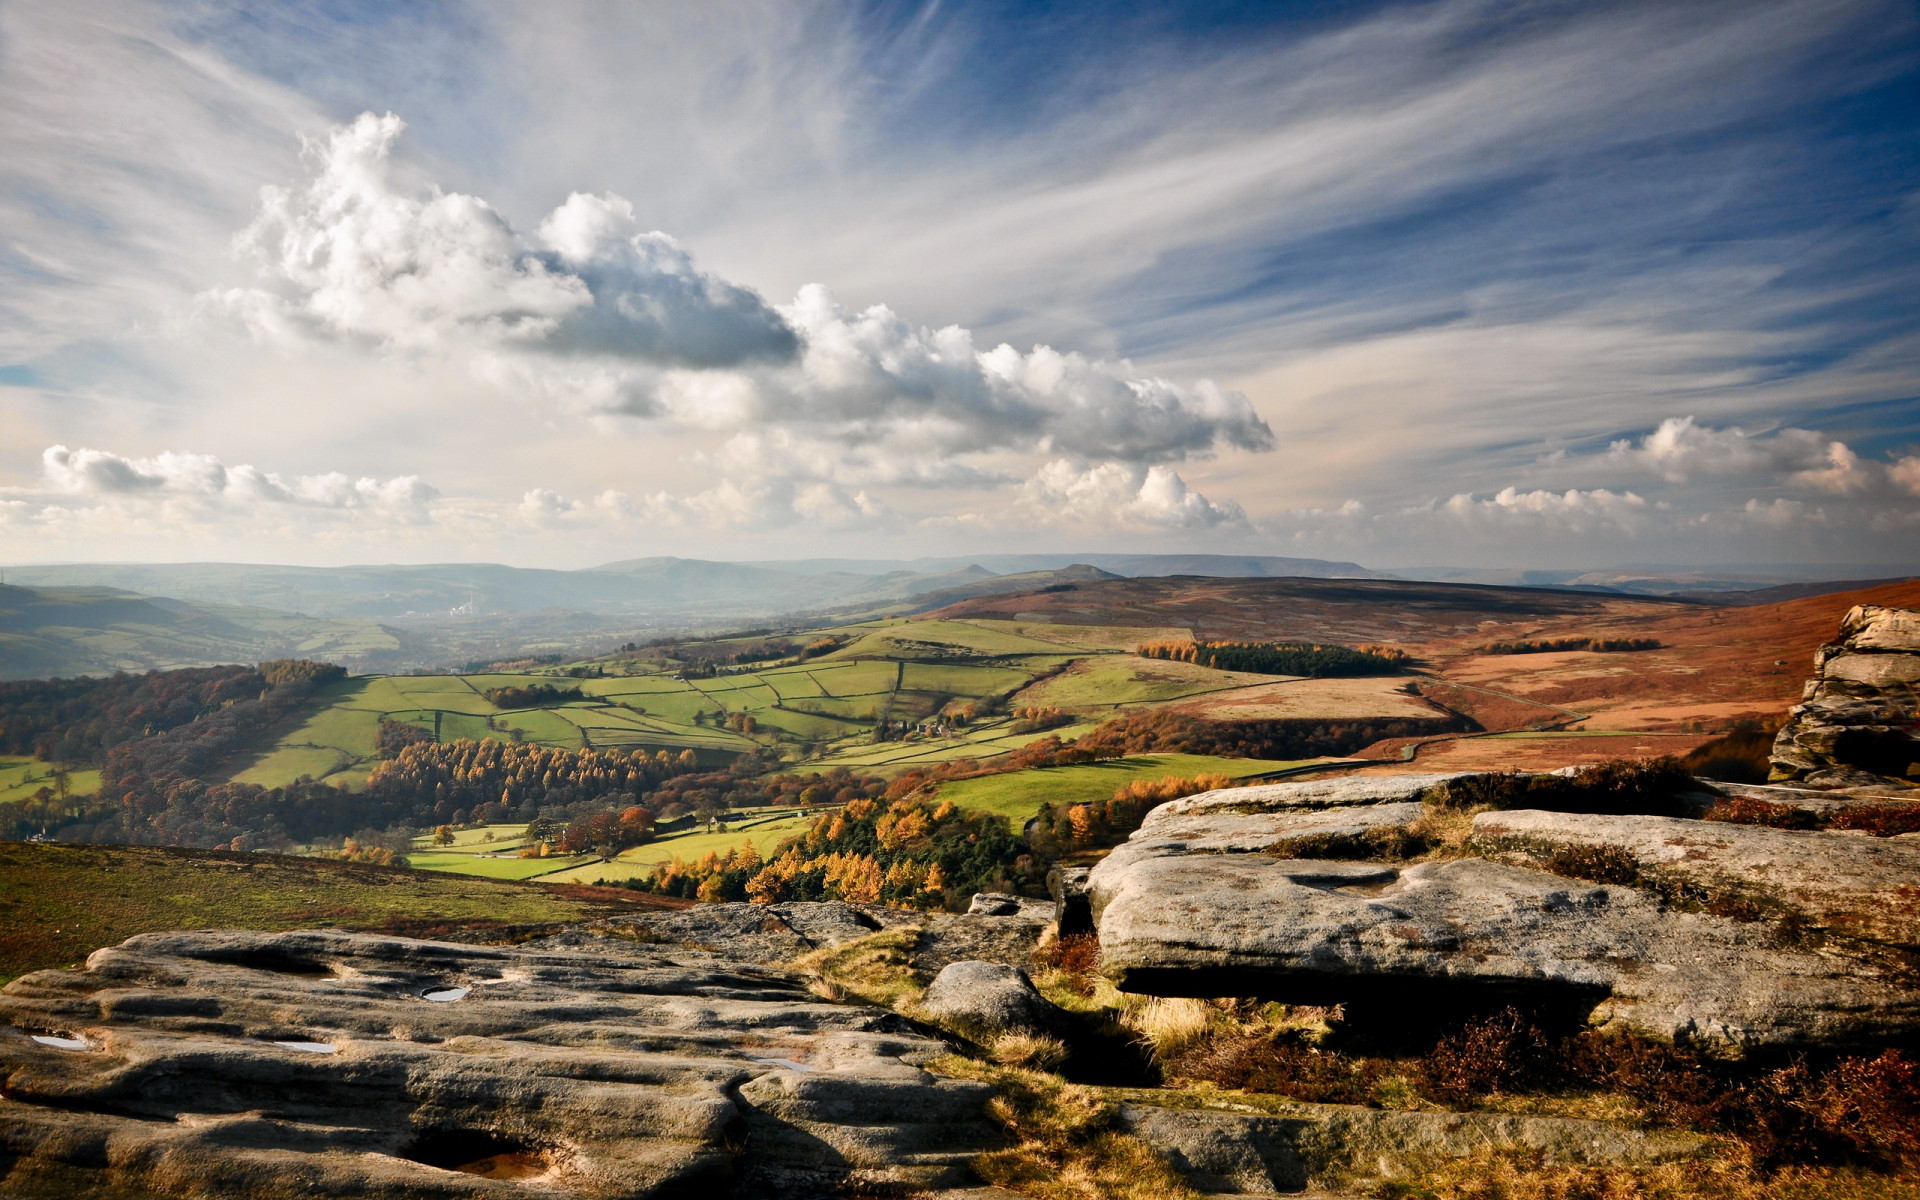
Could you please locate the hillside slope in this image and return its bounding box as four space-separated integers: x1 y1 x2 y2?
0 584 403 681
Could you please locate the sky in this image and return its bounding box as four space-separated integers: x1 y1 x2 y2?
1 0 1917 571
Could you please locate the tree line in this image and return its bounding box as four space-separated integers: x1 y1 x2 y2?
1137 639 1409 676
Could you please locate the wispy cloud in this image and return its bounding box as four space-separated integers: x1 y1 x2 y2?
0 0 1914 566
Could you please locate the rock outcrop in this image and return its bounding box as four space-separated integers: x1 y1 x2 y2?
1474 807 1920 949
1088 774 1920 1049
917 961 1066 1041
0 928 1001 1199
1772 604 1920 790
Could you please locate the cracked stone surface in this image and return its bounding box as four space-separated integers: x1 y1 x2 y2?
1088 777 1920 1049
0 928 1000 1199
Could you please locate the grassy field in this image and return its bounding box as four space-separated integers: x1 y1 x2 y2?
540 813 820 885
932 753 1328 823
1016 653 1288 711
0 841 676 985
0 756 101 805
227 615 1109 788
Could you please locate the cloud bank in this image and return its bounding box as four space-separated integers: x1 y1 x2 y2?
214 113 1272 496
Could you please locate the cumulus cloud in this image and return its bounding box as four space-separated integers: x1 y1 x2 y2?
215 114 1272 474
1437 486 1652 532
1017 460 1245 530
1610 416 1861 489
218 113 797 367
41 445 437 520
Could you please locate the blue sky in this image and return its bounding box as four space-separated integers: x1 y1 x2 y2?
1 0 1916 569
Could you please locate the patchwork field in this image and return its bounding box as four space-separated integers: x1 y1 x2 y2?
227 616 1125 788
405 810 822 886
1168 675 1439 721
930 753 1334 824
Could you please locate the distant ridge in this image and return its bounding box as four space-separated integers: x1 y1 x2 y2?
4 554 1389 620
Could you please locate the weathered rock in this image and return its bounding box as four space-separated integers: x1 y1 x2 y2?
1116 1098 1708 1194
917 960 1065 1040
1474 808 1920 949
1088 776 1920 1049
966 892 1022 916
0 928 1000 1199
1773 604 1920 790
594 899 1046 975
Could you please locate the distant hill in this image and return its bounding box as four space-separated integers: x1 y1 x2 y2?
921 574 1691 644
1393 562 1917 597
0 584 404 681
5 553 1390 621
738 553 1393 580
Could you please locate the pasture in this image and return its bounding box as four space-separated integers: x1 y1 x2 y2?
0 756 101 805
931 752 1329 824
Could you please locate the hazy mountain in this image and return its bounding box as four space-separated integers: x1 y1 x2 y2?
5 554 1383 621
1388 562 1919 597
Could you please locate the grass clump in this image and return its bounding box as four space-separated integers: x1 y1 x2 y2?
1370 1148 1920 1200
791 928 929 1009
991 1031 1072 1072
935 1055 1203 1200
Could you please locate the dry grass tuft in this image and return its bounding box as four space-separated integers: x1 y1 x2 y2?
1369 1147 1920 1200
991 1031 1072 1072
935 1055 1202 1200
1122 996 1217 1061
790 928 928 1009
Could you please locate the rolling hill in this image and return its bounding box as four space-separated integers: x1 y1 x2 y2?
0 584 404 681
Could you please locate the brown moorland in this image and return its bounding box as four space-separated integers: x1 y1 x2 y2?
924 576 1920 773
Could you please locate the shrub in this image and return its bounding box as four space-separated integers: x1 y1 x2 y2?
1430 759 1698 817
482 683 582 708
1542 843 1641 885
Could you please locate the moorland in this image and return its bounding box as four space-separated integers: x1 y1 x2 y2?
5 567 1920 1199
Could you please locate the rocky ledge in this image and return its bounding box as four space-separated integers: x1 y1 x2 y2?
1772 603 1920 791
0 928 999 1199
1089 771 1920 1050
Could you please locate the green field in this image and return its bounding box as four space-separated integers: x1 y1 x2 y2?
227 616 1114 788
0 756 101 805
541 813 819 885
932 753 1329 824
405 810 822 886
1017 653 1295 712
0 841 670 985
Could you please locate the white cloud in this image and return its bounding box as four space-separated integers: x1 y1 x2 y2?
1891 455 1920 497
1437 487 1652 532
218 113 797 368
39 444 437 520
1605 416 1909 497
1608 416 1847 483
217 114 1272 473
1017 460 1245 530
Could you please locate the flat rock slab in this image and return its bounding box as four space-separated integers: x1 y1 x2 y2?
0 929 999 1199
1089 777 1920 1049
1474 808 1920 949
1117 1099 1707 1194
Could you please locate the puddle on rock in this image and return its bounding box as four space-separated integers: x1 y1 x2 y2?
422 986 469 1002
748 1055 814 1071
29 1034 93 1051
272 1040 338 1054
